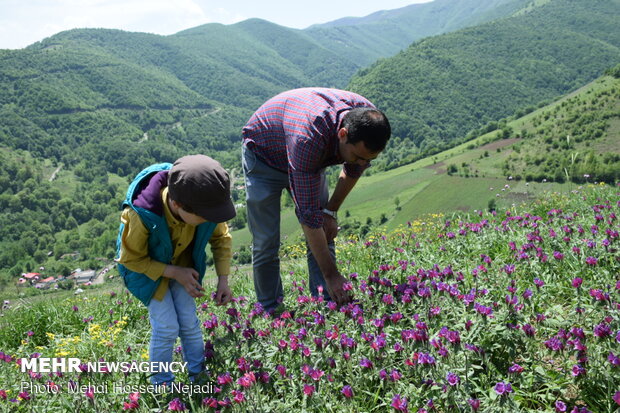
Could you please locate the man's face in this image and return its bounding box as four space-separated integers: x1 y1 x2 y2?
337 128 381 166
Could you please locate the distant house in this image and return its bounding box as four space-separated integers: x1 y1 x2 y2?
72 270 96 284
32 276 56 289
23 272 41 280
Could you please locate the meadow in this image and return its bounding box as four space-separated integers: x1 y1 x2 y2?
0 183 618 412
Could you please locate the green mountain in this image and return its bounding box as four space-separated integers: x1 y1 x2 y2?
0 0 547 180
0 23 357 177
349 0 620 169
305 0 531 65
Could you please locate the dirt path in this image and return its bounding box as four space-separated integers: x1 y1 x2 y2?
478 138 521 151
91 262 115 285
49 165 62 181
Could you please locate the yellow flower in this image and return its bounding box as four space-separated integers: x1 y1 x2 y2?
46 332 55 340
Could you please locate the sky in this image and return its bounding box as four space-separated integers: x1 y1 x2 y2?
0 0 434 50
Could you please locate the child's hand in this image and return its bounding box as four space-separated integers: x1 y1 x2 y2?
164 265 205 298
214 276 232 306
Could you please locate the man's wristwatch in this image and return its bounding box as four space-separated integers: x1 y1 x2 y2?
322 208 338 220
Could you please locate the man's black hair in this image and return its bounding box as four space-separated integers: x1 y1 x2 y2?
341 107 391 152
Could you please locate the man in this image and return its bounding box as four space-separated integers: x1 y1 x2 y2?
242 87 391 312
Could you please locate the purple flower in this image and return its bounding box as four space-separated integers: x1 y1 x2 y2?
217 372 233 385
572 278 583 288
237 372 256 388
341 385 353 398
594 323 611 338
555 400 567 412
468 399 480 411
231 390 245 403
382 294 395 305
523 324 536 337
474 302 493 317
388 369 402 382
308 368 324 381
503 264 516 274
417 352 436 365
303 384 315 396
585 256 598 266
84 387 94 400
508 363 524 374
545 337 564 351
276 365 287 378
571 364 586 377
168 398 187 411
446 372 460 386
379 369 388 380
613 391 620 406
359 358 373 369
202 397 217 408
494 381 513 396
391 394 408 412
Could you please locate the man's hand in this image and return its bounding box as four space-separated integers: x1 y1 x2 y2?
324 272 352 306
214 276 233 306
163 265 205 298
301 223 352 306
322 213 339 242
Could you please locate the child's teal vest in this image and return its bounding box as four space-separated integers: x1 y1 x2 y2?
115 163 217 306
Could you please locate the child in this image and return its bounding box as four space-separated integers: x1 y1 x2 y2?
116 154 235 385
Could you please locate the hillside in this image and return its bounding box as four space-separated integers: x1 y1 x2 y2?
0 0 583 180
305 0 531 66
349 0 620 169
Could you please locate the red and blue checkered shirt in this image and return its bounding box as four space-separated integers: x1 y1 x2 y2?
242 88 375 228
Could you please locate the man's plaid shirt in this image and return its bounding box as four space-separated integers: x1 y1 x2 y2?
242 88 375 228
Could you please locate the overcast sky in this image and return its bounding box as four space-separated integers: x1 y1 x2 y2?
0 0 434 50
